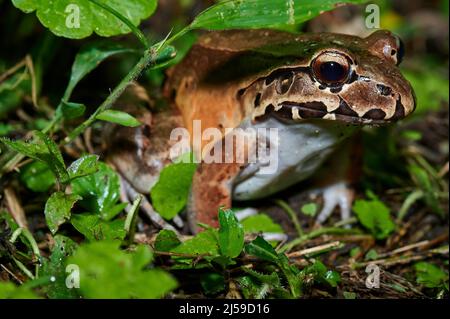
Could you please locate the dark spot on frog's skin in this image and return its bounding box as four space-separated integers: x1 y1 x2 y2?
330 87 342 93
254 93 261 107
318 84 326 90
363 108 386 120
391 98 405 120
333 98 359 117
237 88 245 97
376 84 392 96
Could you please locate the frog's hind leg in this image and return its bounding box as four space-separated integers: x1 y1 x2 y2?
103 89 185 230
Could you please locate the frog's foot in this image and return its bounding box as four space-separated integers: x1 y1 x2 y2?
315 181 354 226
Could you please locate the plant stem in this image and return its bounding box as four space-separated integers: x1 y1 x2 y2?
10 227 42 278
274 199 303 237
63 49 154 145
12 257 34 280
125 195 142 246
88 0 149 48
277 227 361 253
397 189 423 222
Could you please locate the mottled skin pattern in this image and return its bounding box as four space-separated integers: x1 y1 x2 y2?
107 29 416 233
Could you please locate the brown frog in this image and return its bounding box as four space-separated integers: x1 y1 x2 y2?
106 29 415 233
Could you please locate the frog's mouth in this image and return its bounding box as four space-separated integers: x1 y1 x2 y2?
264 100 398 125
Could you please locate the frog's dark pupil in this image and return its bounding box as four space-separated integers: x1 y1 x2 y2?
319 62 346 82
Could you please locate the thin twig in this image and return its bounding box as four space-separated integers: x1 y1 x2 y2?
287 241 343 258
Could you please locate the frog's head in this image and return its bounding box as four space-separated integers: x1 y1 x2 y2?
249 30 416 125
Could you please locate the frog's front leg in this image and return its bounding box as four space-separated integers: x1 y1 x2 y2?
188 129 257 233
188 161 244 232
312 134 363 225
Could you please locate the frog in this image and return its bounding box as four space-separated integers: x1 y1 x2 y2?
106 29 415 233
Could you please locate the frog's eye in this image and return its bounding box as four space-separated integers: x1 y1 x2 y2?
312 52 351 87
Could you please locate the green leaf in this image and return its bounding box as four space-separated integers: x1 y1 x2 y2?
324 270 341 288
414 262 448 289
244 236 278 263
408 164 443 217
300 260 340 288
155 230 181 252
364 249 378 261
150 160 197 220
1 131 69 183
238 276 276 299
190 0 365 30
63 42 135 100
241 213 283 234
96 109 141 127
61 101 86 119
343 291 357 299
242 268 281 287
70 162 121 219
71 213 126 241
171 229 220 260
277 253 301 297
44 192 81 234
353 197 396 240
67 154 99 181
12 0 157 39
67 241 177 298
200 273 225 295
42 235 80 299
19 161 56 192
218 208 244 258
301 203 317 217
34 131 67 177
0 282 39 299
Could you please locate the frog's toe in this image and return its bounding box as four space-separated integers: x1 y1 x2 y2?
316 181 354 225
